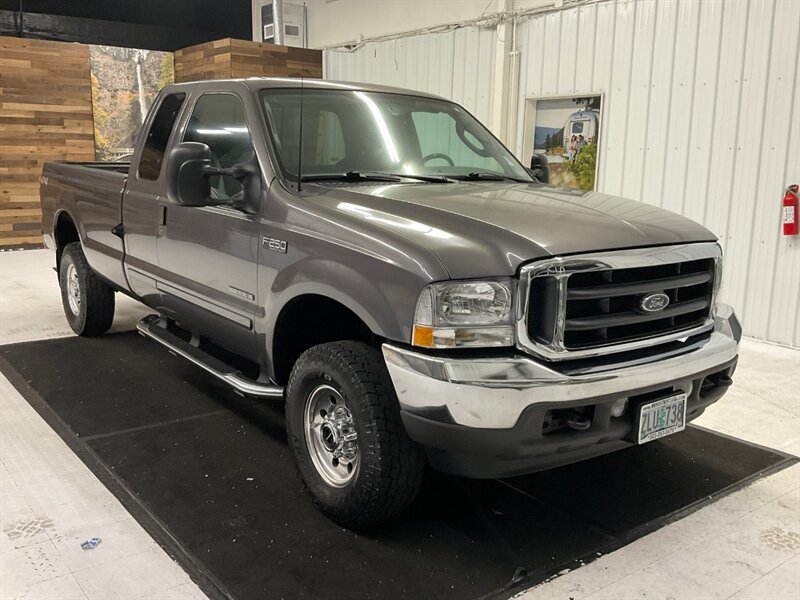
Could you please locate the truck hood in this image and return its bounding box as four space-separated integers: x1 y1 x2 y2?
306 181 717 279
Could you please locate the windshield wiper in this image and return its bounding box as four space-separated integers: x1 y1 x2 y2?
454 172 531 183
301 171 402 183
301 171 455 184
379 172 456 183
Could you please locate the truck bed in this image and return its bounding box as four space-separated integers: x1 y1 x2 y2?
40 161 130 290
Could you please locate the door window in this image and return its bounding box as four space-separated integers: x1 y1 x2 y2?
571 121 586 135
138 93 186 180
184 94 254 200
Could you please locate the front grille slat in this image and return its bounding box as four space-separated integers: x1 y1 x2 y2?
565 298 709 331
567 272 712 300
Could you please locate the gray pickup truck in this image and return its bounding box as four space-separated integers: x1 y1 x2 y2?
40 78 741 527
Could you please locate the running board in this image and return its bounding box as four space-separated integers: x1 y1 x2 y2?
136 315 284 399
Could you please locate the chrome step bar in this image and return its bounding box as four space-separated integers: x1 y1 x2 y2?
136 314 284 399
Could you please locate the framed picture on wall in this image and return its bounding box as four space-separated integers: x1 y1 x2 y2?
522 94 603 191
89 45 174 161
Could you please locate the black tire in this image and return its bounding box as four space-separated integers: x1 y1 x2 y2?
58 242 115 336
285 341 425 528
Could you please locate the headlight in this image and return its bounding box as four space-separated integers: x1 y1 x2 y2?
412 279 515 348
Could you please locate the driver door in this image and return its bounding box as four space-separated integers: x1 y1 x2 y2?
156 91 260 360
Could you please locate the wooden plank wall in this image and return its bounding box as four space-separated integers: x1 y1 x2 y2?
174 38 233 83
175 38 322 83
0 36 320 248
0 36 95 248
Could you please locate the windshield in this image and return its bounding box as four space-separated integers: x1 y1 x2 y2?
259 88 532 182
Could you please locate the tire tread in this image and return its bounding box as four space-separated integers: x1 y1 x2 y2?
60 242 115 336
286 341 425 527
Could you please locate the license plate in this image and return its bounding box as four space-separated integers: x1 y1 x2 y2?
637 393 687 444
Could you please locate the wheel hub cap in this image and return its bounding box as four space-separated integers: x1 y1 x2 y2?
304 384 360 487
66 263 81 316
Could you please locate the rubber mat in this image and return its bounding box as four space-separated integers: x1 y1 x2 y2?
1 332 794 600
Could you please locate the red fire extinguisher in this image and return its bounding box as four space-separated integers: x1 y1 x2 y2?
784 184 799 236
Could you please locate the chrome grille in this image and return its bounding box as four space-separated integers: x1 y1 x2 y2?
561 258 714 349
517 243 721 361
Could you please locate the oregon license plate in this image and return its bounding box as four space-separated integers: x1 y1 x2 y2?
637 393 687 444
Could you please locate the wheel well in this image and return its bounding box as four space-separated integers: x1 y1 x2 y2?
54 212 79 271
272 295 375 386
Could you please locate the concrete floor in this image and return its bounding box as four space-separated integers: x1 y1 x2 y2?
1 249 798 600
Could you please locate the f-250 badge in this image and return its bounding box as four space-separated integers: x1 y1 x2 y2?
262 236 287 254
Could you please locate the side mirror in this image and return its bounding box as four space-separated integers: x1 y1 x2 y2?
166 142 215 207
166 142 261 214
529 154 550 184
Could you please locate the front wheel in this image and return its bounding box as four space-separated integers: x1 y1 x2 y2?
285 341 425 528
58 242 115 336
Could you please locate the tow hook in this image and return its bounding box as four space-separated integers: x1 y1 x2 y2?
564 408 592 431
700 370 734 397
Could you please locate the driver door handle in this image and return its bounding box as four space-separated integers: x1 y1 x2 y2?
158 204 168 235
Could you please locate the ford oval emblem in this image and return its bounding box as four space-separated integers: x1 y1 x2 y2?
640 292 670 312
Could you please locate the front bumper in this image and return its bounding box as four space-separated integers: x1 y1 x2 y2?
382 304 741 478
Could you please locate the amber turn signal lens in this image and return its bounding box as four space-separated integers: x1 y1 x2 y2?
412 325 433 347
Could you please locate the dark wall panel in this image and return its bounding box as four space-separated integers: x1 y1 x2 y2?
0 1 251 51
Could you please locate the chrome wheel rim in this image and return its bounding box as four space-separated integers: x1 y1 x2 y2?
303 384 359 487
66 263 81 316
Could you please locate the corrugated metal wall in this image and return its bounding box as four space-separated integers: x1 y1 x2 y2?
324 25 497 127
324 0 800 347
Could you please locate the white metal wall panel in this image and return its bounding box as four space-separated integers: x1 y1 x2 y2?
514 0 799 346
637 0 678 207
702 1 748 251
556 8 578 94
618 0 656 201
724 0 776 334
747 2 799 340
450 26 497 125
681 0 725 227
540 12 563 96
660 0 701 217
600 0 635 195
573 3 598 92
324 25 495 124
760 0 800 346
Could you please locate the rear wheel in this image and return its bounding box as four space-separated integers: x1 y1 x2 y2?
58 242 115 336
285 341 425 528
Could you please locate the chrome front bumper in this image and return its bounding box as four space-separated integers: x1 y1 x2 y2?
382 304 741 429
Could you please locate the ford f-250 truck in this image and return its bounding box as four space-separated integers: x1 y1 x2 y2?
40 78 741 527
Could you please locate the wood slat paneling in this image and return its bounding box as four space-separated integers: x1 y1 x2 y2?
0 36 95 248
174 38 322 83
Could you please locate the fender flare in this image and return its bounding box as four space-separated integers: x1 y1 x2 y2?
260 257 422 372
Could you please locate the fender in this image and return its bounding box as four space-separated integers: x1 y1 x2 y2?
257 255 435 375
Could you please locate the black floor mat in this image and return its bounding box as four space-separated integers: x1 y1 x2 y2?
1 332 794 600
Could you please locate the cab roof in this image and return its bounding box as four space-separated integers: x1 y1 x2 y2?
165 77 446 101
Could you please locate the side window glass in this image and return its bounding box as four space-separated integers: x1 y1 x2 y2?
184 94 254 201
138 93 185 181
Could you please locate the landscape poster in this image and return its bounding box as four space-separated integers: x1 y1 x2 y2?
530 95 601 191
89 45 174 161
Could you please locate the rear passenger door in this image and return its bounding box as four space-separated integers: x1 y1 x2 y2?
155 91 261 360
